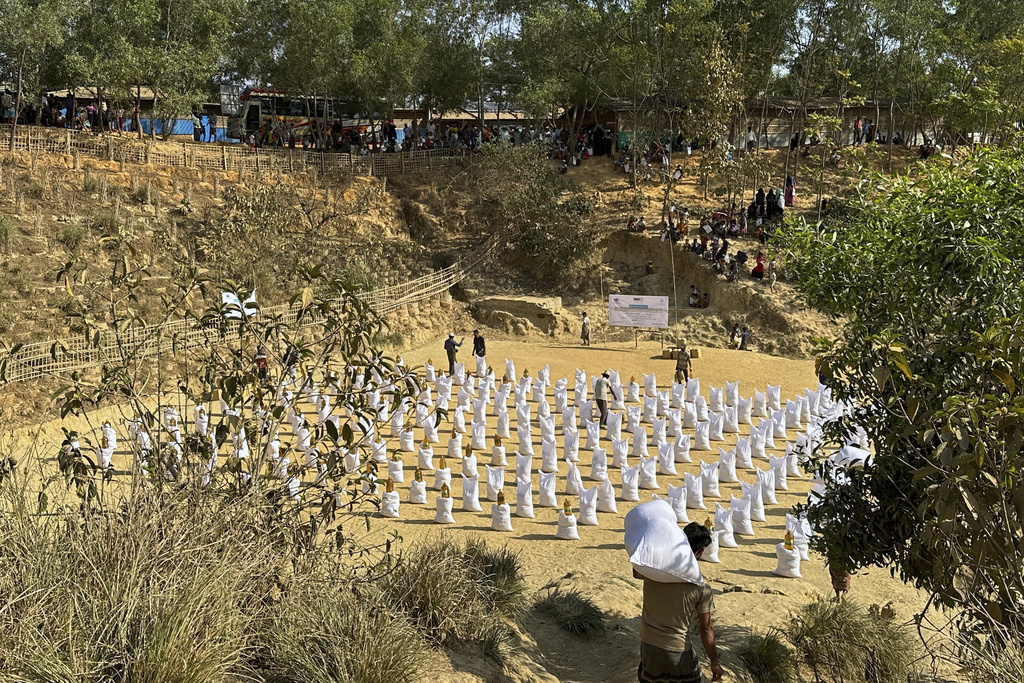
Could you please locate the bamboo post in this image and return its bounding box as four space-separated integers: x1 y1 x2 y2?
221 146 227 171
182 142 188 167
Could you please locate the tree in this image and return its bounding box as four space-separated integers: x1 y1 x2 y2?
0 0 69 144
781 145 1024 634
456 144 594 279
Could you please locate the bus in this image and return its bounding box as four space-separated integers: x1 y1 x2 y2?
226 89 367 141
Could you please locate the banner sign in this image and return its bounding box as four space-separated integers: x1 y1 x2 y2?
608 295 669 329
221 290 258 319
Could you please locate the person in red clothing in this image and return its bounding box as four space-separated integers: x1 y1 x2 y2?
751 252 765 279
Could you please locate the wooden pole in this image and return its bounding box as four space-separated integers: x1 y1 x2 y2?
669 237 678 324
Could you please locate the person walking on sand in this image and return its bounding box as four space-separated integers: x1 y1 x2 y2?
739 327 751 351
635 522 725 682
581 312 591 346
675 344 691 384
444 333 463 375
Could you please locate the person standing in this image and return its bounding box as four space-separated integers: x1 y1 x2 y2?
472 329 486 376
594 371 617 425
580 312 591 346
208 111 218 142
472 329 486 359
853 117 862 145
729 324 742 347
444 333 463 375
192 112 202 142
767 258 777 294
746 126 756 151
784 175 796 207
739 327 751 351
675 344 691 384
636 522 724 683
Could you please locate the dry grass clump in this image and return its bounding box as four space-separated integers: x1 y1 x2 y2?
0 476 528 682
741 629 796 683
382 536 524 662
0 488 280 682
263 587 433 683
534 587 607 639
782 599 917 683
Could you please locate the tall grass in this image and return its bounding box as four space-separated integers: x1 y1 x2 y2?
0 474 525 681
0 488 280 682
383 535 524 657
784 599 917 683
263 587 433 683
741 630 796 683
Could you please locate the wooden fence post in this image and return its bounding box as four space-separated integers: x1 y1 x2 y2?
182 142 188 167
64 130 70 154
255 147 260 174
222 146 227 171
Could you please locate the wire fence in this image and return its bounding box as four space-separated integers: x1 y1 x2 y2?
1 230 509 385
0 125 463 177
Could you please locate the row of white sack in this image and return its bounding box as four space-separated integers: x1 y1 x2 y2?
401 440 801 490
368 458 787 528
401 378 831 428
97 404 820 480
626 499 812 583
427 359 833 416
277 359 834 428
392 411 816 465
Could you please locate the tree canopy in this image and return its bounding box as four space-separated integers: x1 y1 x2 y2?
0 0 1022 145
781 144 1024 633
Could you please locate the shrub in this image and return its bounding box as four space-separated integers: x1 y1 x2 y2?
88 211 117 233
0 215 15 253
57 224 86 251
264 587 432 683
382 536 522 658
960 634 1024 683
741 629 796 683
534 587 606 638
463 538 528 619
785 599 917 683
0 488 281 682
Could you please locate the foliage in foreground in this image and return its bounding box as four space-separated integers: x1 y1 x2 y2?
779 144 1024 635
742 601 920 683
0 476 524 681
740 629 796 683
534 586 607 639
784 600 917 683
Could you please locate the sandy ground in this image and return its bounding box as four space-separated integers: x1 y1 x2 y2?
7 336 937 683
375 337 932 682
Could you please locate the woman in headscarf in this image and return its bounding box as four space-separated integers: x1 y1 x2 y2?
784 174 796 207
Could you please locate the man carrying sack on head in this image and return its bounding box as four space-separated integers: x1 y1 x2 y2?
626 500 725 683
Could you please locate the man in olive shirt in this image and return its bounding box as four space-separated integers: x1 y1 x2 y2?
636 523 724 682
